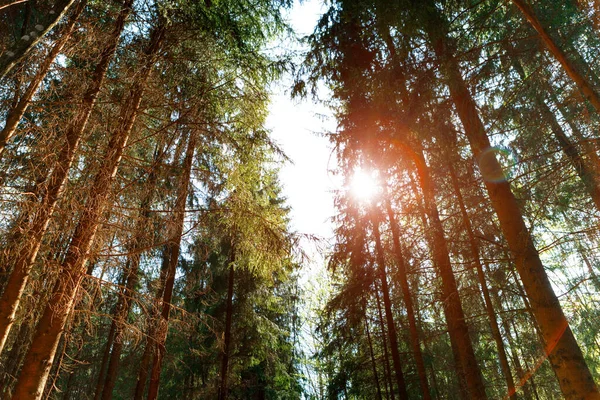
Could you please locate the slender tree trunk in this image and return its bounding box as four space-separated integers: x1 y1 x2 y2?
0 0 86 157
146 131 197 400
511 0 600 113
365 310 384 400
0 0 134 355
423 6 600 397
382 185 431 399
411 146 488 399
0 0 76 79
93 315 117 400
9 24 165 400
134 248 172 400
374 281 395 400
446 157 517 399
372 218 409 400
218 250 236 400
101 146 166 400
511 59 600 211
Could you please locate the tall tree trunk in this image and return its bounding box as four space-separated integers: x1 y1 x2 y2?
218 250 236 400
0 0 134 355
423 6 600 397
374 281 395 400
365 310 384 400
9 24 165 400
101 145 166 400
511 0 600 113
510 59 600 211
0 0 86 157
446 156 517 399
411 147 488 399
382 185 432 400
371 218 409 400
0 0 76 79
146 131 197 400
134 247 172 400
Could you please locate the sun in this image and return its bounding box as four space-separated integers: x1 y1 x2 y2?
350 169 380 202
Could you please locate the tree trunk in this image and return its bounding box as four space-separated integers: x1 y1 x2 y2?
511 59 600 211
372 218 409 400
146 131 197 400
374 281 395 400
0 0 86 157
446 156 517 399
365 309 384 400
218 250 236 400
9 24 165 400
511 0 600 113
101 145 166 400
0 0 134 355
423 6 600 397
0 0 76 79
382 185 431 400
412 146 488 399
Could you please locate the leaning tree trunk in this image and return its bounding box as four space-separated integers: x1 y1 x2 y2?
146 131 197 400
9 24 165 400
511 0 600 113
423 5 600 397
382 184 431 400
0 0 77 79
445 153 516 399
371 218 409 400
0 0 134 355
511 59 600 211
411 146 488 399
0 0 86 157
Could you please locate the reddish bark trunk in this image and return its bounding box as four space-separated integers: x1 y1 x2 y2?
0 0 134 355
146 131 197 400
372 219 409 400
10 24 165 400
512 0 600 113
424 6 600 397
0 0 86 157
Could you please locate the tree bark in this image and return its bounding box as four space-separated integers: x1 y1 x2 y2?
511 59 600 211
101 145 166 400
382 185 432 400
511 0 600 114
423 6 600 397
0 0 134 355
374 281 395 400
372 218 409 400
9 24 165 400
218 250 236 400
412 146 488 399
0 0 76 79
0 0 86 157
446 156 516 399
365 309 384 400
146 131 197 400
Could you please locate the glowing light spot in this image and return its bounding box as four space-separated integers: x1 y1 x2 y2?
21 35 30 41
6 51 14 57
35 25 44 31
350 169 380 202
477 146 518 183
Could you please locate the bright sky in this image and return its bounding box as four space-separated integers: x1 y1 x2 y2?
266 0 338 256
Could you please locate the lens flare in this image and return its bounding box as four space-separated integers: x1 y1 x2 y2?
477 146 518 183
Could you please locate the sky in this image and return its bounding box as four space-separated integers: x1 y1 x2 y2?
265 0 338 264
